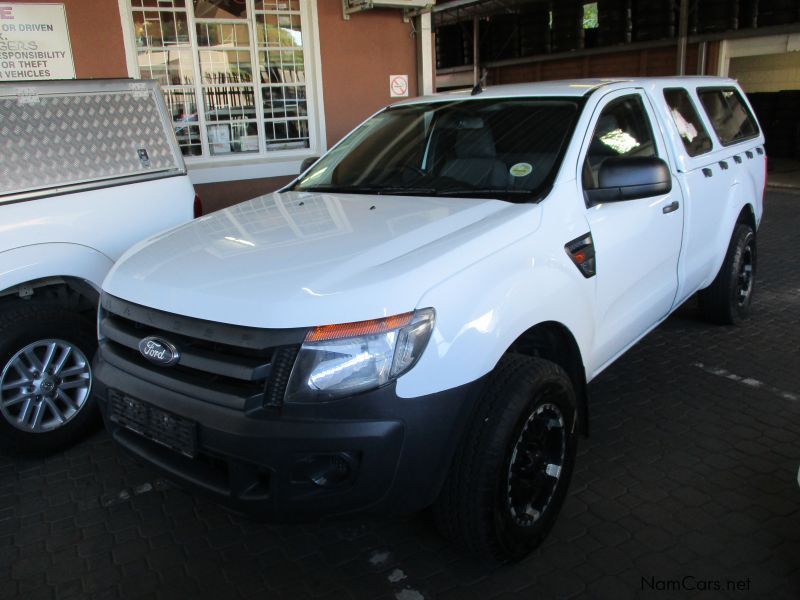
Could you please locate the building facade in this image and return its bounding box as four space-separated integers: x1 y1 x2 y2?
0 0 426 211
5 0 800 209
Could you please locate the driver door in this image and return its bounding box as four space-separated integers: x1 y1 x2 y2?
580 90 684 369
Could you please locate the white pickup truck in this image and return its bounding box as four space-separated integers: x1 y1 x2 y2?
0 80 197 453
94 77 765 562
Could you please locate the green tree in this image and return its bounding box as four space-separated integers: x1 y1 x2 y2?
583 2 598 29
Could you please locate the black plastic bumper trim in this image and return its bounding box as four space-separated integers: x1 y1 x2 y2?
94 353 486 520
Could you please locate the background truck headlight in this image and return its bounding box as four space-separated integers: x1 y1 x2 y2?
286 308 435 402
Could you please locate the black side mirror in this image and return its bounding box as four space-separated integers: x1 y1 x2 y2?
585 156 672 206
299 156 319 173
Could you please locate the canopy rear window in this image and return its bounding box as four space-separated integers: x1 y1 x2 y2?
697 87 759 147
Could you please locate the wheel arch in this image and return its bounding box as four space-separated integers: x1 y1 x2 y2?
0 243 110 314
736 202 758 270
0 275 99 313
709 200 758 284
736 202 757 232
701 184 759 294
507 321 590 436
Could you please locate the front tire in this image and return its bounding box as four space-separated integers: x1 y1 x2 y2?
699 223 756 325
0 300 99 453
434 354 578 563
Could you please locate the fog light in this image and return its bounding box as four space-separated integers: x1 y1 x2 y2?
291 452 358 488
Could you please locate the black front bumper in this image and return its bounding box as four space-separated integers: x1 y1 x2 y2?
94 349 484 521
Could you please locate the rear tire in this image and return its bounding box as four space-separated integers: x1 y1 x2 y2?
0 300 99 453
699 223 756 325
434 354 578 563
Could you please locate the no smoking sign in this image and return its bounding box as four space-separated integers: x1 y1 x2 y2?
389 74 408 98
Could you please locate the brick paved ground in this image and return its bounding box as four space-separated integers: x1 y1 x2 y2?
1 192 798 600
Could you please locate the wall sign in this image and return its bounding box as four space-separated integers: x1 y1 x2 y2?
389 74 408 98
0 3 75 81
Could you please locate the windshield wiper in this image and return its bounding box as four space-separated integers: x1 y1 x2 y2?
295 185 381 195
374 186 439 196
437 189 535 198
296 184 439 196
296 185 534 199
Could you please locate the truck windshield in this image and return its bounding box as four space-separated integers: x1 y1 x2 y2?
290 98 581 202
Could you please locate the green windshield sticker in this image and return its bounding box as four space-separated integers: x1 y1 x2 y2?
509 162 533 177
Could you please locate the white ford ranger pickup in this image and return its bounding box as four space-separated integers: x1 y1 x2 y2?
0 80 198 452
94 77 765 562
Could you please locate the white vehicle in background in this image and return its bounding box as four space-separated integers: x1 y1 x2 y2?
95 77 765 562
0 79 198 453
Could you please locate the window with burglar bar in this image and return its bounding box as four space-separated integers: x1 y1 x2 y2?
129 0 312 160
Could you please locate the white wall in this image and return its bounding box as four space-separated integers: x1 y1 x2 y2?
719 33 800 88
729 51 800 92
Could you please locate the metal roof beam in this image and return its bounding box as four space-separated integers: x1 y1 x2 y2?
406 0 547 24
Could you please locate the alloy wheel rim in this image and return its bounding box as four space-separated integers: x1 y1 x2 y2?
0 339 92 433
737 244 754 307
506 401 567 527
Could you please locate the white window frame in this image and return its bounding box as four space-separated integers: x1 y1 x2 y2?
117 0 327 184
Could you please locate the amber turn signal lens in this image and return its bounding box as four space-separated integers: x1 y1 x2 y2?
306 312 414 342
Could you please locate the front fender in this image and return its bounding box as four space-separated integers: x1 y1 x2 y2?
0 243 114 296
396 235 595 398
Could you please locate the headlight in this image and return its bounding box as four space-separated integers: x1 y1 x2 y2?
286 308 435 402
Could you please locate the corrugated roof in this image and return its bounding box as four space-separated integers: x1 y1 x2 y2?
433 0 550 27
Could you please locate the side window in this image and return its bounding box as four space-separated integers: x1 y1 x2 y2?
697 87 759 146
664 88 713 156
583 94 657 189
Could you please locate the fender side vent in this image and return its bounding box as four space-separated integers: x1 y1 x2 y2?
565 233 596 278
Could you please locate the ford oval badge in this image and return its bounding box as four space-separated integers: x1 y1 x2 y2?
138 336 180 367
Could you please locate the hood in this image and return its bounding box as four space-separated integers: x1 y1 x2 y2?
103 191 541 328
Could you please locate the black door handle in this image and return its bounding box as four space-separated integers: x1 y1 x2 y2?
663 201 680 214
745 150 753 159
733 155 742 164
703 168 713 178
719 160 729 170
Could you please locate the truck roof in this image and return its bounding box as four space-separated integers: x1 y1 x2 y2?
394 76 739 106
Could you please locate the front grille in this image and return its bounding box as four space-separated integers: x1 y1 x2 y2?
100 293 307 411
